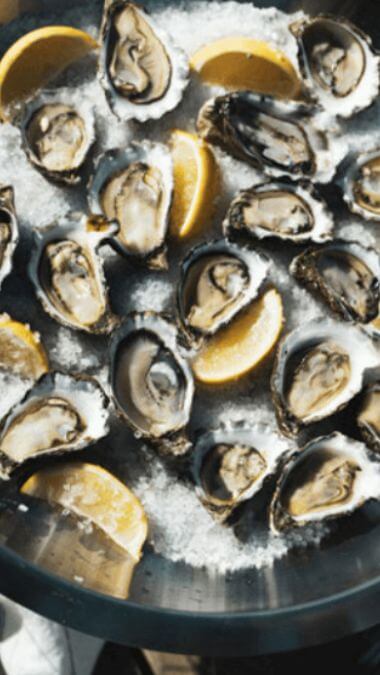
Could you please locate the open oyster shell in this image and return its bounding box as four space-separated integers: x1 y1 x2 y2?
224 179 334 244
197 92 333 182
290 240 380 324
290 15 380 119
0 371 110 479
177 239 269 341
343 148 380 221
0 185 19 290
270 432 380 533
192 422 291 522
110 312 194 456
21 94 95 185
29 213 119 334
271 319 379 436
88 142 173 270
357 383 380 453
99 0 189 122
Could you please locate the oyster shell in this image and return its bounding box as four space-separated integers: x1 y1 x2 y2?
270 432 380 533
110 312 194 455
343 148 380 221
192 422 291 522
21 95 95 185
177 239 269 340
290 240 380 324
224 179 334 244
197 92 332 181
29 213 119 334
0 371 110 479
99 0 189 122
271 319 379 436
357 383 380 453
88 142 173 269
290 15 380 119
0 185 19 290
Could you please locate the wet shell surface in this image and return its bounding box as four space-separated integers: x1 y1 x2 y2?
98 0 189 122
290 15 380 119
357 383 380 453
343 148 380 222
0 185 19 290
88 141 173 270
271 318 379 436
270 432 380 533
192 422 291 522
224 179 334 244
177 239 269 340
28 213 119 334
197 92 333 182
0 371 110 479
290 240 380 324
21 94 95 185
110 312 194 455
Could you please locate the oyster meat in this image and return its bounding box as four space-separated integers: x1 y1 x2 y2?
271 319 379 436
29 213 119 334
178 239 269 339
224 179 334 244
357 383 380 453
21 97 95 185
88 142 173 269
197 92 332 181
192 422 291 521
290 240 380 324
110 312 194 455
99 0 189 121
291 16 380 118
270 432 380 533
343 148 380 221
0 372 110 478
0 185 19 290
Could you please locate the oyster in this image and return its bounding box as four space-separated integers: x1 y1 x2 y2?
178 239 269 340
197 92 332 181
224 179 334 244
192 422 291 522
88 142 173 269
271 319 379 436
0 372 110 479
290 240 380 324
110 312 194 455
270 432 380 533
21 96 95 185
99 0 189 122
343 148 380 221
290 16 380 119
357 383 380 453
0 185 19 289
29 213 119 334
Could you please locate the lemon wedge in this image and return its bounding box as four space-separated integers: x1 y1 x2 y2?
170 129 219 239
0 26 98 120
0 313 48 380
192 288 284 384
190 36 301 99
21 462 148 561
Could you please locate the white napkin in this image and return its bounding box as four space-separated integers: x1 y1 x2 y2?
0 597 104 675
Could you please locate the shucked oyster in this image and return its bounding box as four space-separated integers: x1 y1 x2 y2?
88 142 173 269
290 240 380 324
357 383 380 453
197 92 332 182
99 1 189 121
178 239 269 340
0 185 19 290
224 179 334 244
110 313 194 455
192 422 291 522
0 372 109 479
270 432 380 533
271 319 379 436
290 16 380 119
21 96 95 185
343 148 380 221
29 213 119 334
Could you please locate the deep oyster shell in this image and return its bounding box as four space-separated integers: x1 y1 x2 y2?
0 184 19 290
357 383 380 453
343 148 380 221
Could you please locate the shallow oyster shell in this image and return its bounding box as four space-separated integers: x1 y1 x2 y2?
0 185 19 290
270 432 380 533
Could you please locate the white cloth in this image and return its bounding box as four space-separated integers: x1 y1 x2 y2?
0 597 104 675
